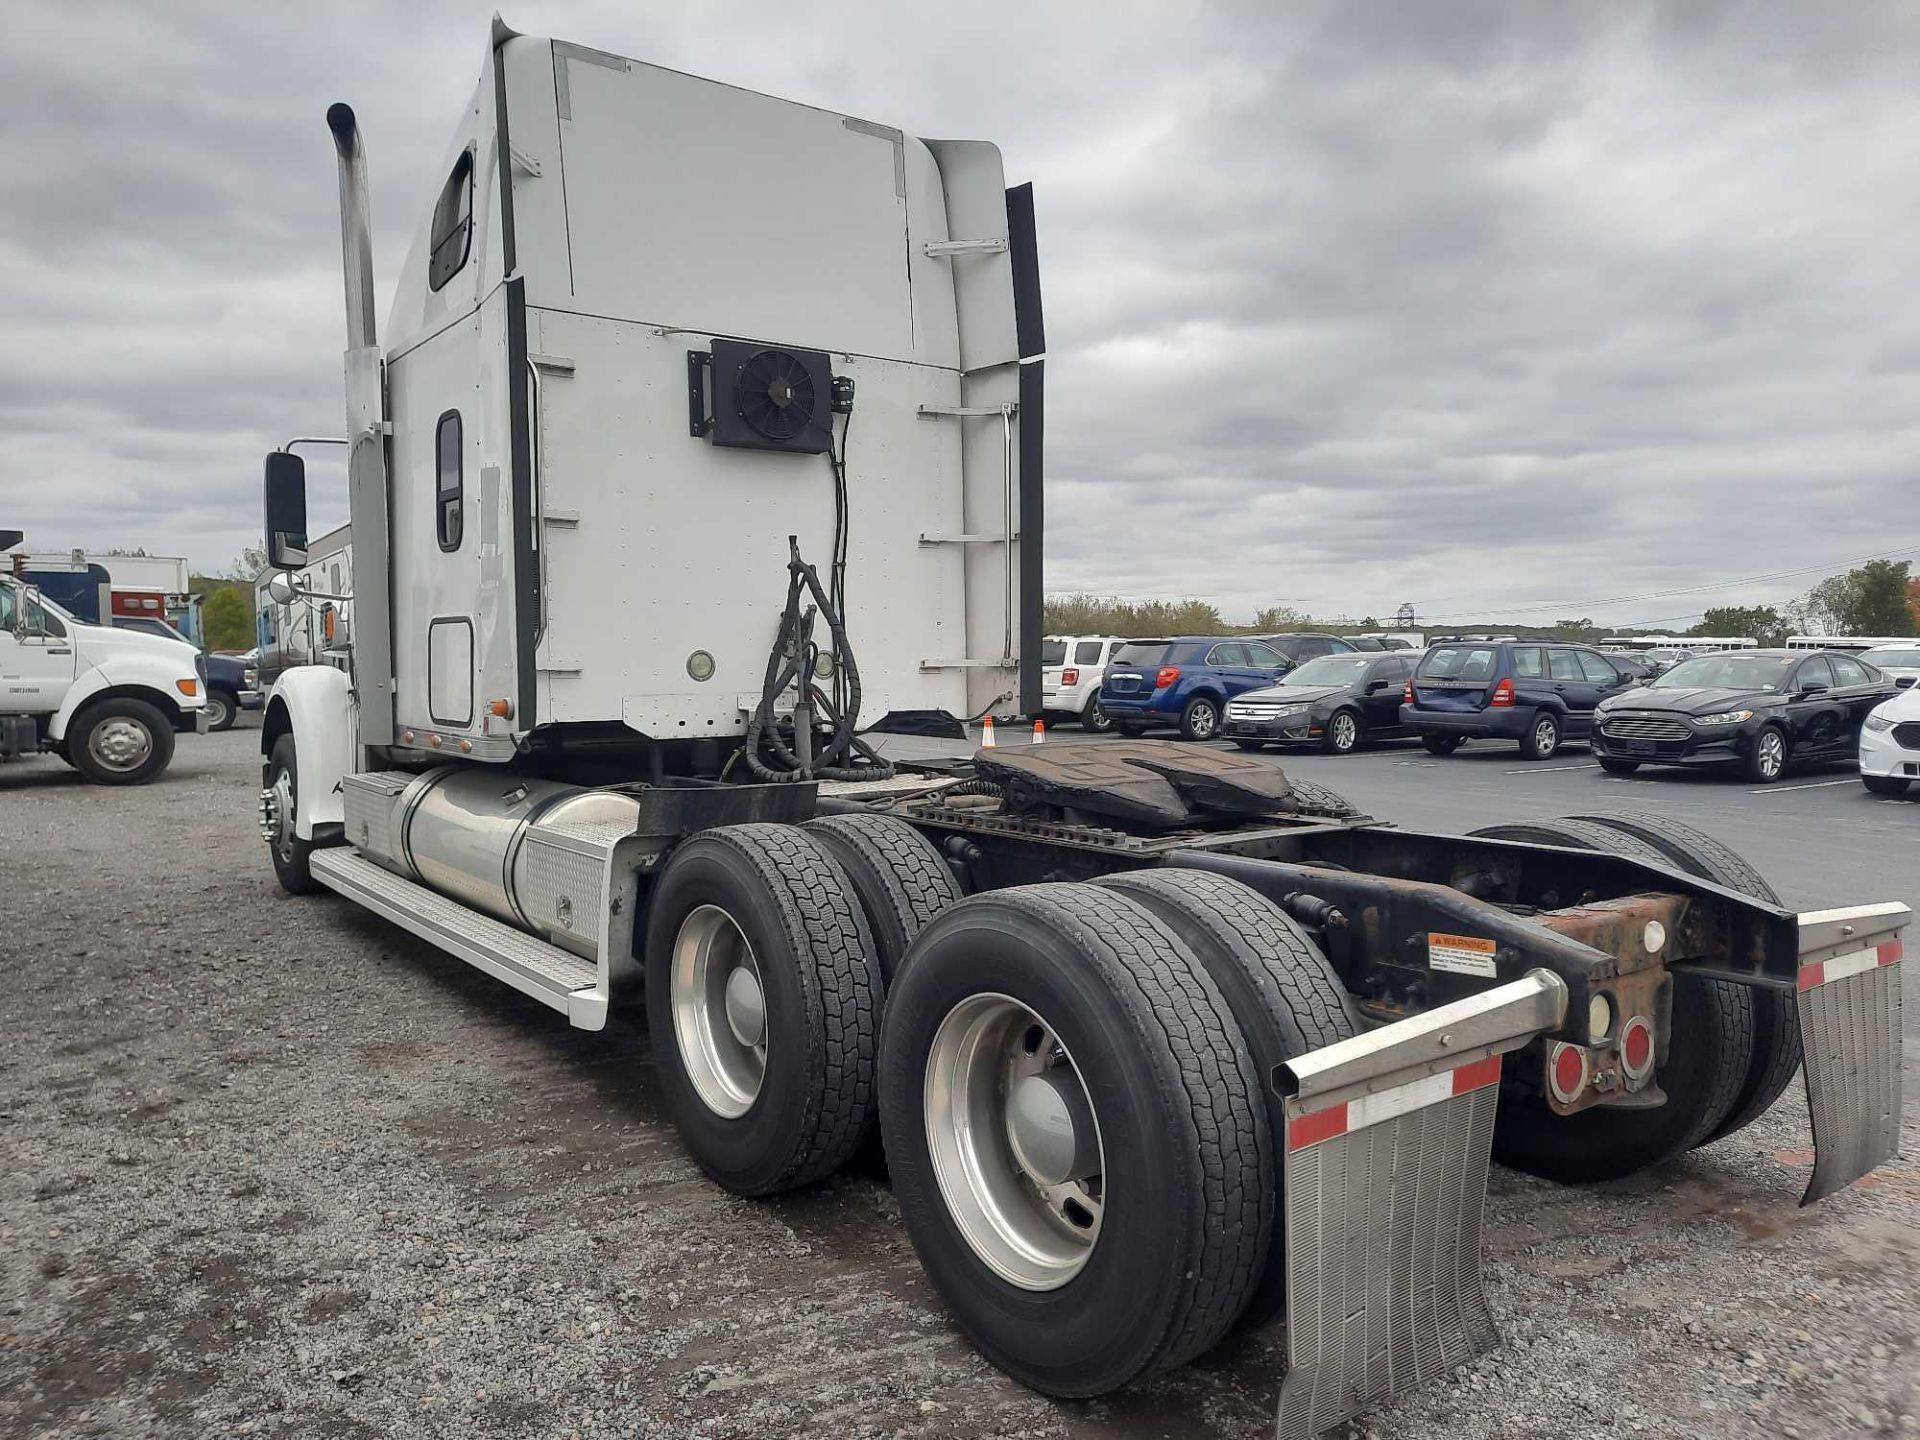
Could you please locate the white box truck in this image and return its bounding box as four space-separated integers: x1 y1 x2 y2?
255 24 1906 1435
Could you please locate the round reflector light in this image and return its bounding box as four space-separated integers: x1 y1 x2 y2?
1548 1042 1589 1104
1620 1016 1655 1080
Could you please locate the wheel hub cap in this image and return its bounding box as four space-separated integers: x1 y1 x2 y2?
671 905 767 1118
90 718 152 771
724 965 767 1048
1005 1071 1097 1187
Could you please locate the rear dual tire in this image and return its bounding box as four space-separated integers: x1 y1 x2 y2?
882 877 1345 1393
645 824 884 1196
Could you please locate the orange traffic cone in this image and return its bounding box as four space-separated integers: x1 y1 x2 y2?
981 715 997 748
1031 719 1046 744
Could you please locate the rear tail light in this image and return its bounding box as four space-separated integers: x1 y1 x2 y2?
1155 666 1181 689
1488 677 1516 708
1061 667 1079 686
1403 680 1415 703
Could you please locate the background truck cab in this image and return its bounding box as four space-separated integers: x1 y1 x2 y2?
0 554 207 784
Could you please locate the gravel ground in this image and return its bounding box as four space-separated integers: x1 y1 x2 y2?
2 728 1916 1439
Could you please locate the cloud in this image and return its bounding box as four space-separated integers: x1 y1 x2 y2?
4 0 1918 626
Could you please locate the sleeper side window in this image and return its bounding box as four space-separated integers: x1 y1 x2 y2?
428 150 474 292
436 411 464 552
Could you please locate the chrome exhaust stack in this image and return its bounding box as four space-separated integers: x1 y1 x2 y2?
326 103 378 351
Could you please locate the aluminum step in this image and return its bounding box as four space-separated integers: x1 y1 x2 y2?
309 849 608 1030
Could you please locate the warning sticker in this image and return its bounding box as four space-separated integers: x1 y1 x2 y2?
1427 933 1499 978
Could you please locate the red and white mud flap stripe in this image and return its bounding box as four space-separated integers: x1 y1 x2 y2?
1795 902 1909 1206
1273 971 1568 1440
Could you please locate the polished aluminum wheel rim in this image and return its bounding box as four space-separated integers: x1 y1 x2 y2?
924 993 1105 1291
1758 730 1784 777
1534 716 1556 752
671 905 767 1118
1190 704 1217 739
1331 713 1357 750
88 716 153 772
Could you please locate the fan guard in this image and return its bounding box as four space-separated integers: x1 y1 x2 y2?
735 349 819 444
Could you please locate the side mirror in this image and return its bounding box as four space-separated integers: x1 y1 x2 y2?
266 572 300 606
1365 679 1390 693
14 583 47 640
1798 681 1829 697
264 451 310 570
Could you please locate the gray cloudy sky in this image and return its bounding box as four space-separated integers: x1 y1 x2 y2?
5 1 1918 627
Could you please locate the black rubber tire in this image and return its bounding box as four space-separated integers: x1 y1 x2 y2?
1422 734 1462 755
1321 707 1362 755
1598 757 1641 775
1864 774 1910 797
1279 776 1362 820
1517 709 1561 760
1467 819 1753 1182
802 813 961 984
880 884 1269 1395
1082 696 1113 733
67 697 175 786
1178 695 1221 742
644 824 883 1197
1564 810 1800 1147
1094 869 1359 1329
1231 739 1265 751
205 689 238 732
265 734 319 895
1743 725 1790 783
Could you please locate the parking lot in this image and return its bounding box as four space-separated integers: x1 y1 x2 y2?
3 724 1916 1440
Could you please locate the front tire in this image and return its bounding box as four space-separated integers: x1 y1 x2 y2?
1178 695 1221 742
1231 739 1265 751
1321 708 1362 755
880 884 1269 1395
1864 773 1910 797
263 734 318 894
1744 726 1788 783
1598 756 1640 775
68 697 174 785
204 689 238 732
1518 710 1561 760
645 824 883 1196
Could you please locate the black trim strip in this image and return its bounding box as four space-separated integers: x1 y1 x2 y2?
1018 357 1045 716
505 276 538 726
491 38 517 276
1005 182 1045 360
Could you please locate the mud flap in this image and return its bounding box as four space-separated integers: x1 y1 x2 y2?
1274 971 1567 1440
1795 903 1908 1205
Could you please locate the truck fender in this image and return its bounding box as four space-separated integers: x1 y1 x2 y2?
260 667 355 839
49 661 191 743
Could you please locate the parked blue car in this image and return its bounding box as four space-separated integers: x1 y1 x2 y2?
1099 637 1291 741
1400 640 1638 760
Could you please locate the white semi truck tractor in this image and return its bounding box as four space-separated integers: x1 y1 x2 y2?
1 531 208 783
257 23 1906 1435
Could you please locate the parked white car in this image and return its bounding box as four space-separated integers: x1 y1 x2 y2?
1860 642 1920 691
1040 634 1127 731
1860 688 1920 797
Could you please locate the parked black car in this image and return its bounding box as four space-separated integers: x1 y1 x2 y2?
1222 650 1419 753
1402 640 1638 759
1591 649 1897 783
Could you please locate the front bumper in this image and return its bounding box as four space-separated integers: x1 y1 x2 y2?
1859 724 1920 779
239 689 265 710
1591 721 1751 768
1223 709 1321 741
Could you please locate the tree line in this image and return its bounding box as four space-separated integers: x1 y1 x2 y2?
1045 560 1920 644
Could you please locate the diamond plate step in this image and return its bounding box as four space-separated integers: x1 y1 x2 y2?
310 849 607 1030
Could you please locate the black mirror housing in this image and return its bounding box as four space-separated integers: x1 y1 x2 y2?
264 452 310 570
